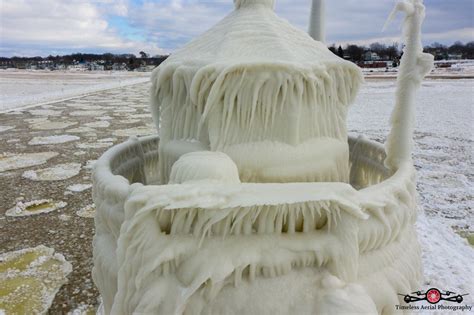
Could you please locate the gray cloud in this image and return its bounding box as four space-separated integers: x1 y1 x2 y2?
127 0 473 51
1 0 472 56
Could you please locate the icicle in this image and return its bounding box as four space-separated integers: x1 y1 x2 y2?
249 264 257 281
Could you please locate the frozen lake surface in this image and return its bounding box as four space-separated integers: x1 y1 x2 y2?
0 70 150 112
350 79 473 299
350 79 472 140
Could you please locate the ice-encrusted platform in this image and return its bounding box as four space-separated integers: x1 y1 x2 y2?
92 135 421 314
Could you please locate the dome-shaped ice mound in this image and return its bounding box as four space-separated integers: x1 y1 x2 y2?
169 151 241 184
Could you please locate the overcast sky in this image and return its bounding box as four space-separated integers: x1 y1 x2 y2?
1 0 472 57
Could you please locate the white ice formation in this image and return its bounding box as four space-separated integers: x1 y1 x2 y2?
77 204 96 218
150 0 362 185
28 135 80 145
5 199 67 217
22 163 82 181
0 152 58 173
92 0 433 314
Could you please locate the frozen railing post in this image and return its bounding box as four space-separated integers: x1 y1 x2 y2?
309 0 325 42
384 0 434 170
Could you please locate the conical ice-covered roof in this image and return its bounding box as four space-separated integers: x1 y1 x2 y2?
151 0 363 171
157 0 360 74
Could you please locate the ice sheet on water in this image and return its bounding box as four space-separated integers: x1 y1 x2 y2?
97 116 113 120
5 199 67 217
28 135 80 145
28 109 62 116
0 70 150 112
0 245 72 314
0 152 58 173
69 110 106 117
84 121 110 128
67 183 92 192
25 117 48 123
76 142 112 149
98 138 116 143
30 120 77 130
67 127 97 134
0 126 14 133
22 163 81 181
67 303 97 315
118 119 140 124
112 126 154 137
76 204 95 218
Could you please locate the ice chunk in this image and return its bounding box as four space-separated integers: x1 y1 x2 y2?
5 199 67 217
66 184 92 192
0 152 58 173
0 246 72 314
76 204 95 218
22 163 81 181
28 135 80 145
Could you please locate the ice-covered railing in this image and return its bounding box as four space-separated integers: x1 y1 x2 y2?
92 135 420 313
384 0 434 170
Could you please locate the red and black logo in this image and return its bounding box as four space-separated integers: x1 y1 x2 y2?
399 288 469 304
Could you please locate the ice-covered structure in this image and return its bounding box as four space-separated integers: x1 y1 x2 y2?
92 0 433 314
152 0 362 185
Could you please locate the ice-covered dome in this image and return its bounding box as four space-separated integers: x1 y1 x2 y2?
151 0 363 184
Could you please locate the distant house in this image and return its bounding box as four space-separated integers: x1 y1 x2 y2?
364 51 381 61
0 60 14 69
112 63 128 71
68 61 88 71
447 53 462 60
53 64 66 70
135 65 156 72
359 61 391 68
89 62 105 71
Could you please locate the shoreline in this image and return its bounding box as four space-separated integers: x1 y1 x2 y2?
365 74 474 80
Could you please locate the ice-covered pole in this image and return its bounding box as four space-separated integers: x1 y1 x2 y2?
308 0 325 42
384 0 433 170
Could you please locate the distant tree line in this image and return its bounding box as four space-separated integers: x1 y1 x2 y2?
1 41 473 70
0 52 169 70
422 41 474 60
328 41 474 63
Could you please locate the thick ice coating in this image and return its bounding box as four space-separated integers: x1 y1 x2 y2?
150 0 362 184
92 0 432 314
92 137 422 314
169 151 241 184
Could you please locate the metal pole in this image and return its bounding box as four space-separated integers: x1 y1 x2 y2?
308 0 325 42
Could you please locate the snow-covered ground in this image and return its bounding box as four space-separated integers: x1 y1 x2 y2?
350 79 474 301
0 70 150 112
363 60 474 78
